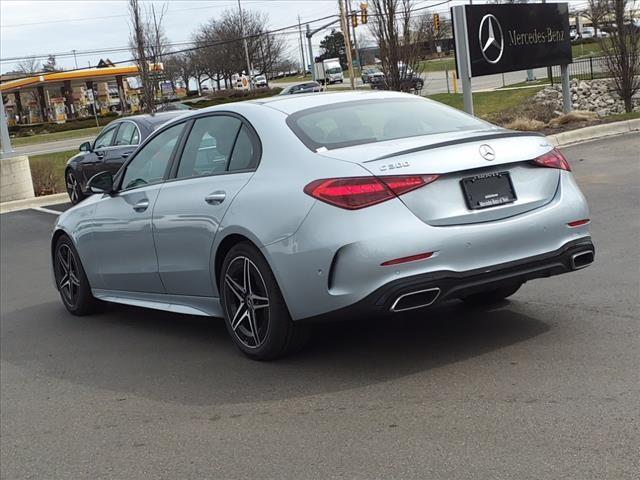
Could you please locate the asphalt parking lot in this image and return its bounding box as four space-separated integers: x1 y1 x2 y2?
1 134 638 480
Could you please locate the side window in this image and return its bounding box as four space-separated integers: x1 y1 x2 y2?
93 125 118 149
228 125 258 172
114 122 139 146
121 123 184 190
176 116 242 179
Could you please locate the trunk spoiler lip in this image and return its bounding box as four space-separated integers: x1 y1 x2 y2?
366 131 547 163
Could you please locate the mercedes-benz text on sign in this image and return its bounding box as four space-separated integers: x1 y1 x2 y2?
458 3 572 77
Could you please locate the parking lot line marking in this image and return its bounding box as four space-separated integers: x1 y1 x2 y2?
32 207 61 216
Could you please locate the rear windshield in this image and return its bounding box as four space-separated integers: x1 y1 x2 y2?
286 98 487 150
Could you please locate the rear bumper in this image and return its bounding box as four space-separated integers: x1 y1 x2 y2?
300 238 595 323
264 171 591 321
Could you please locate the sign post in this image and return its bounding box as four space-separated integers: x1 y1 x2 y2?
452 6 474 115
561 64 571 113
0 96 14 158
452 3 573 115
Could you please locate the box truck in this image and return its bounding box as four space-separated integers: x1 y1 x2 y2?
314 58 344 85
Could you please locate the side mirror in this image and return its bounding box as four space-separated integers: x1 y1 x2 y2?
79 141 92 152
87 171 114 194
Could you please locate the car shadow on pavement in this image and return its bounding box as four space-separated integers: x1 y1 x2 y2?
1 300 549 406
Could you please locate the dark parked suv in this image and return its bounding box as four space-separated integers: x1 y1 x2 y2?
370 73 424 93
65 112 185 204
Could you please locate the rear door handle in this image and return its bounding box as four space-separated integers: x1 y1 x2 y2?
205 191 226 205
121 151 132 159
133 199 149 212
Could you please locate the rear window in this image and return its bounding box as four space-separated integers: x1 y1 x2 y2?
286 98 487 150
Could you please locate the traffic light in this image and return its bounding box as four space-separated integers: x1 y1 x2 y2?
433 13 440 33
352 11 358 28
360 3 368 24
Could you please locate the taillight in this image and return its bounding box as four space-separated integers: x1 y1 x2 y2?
303 175 439 210
531 148 571 171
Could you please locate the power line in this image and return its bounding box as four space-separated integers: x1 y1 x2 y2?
1 1 452 78
1 13 341 83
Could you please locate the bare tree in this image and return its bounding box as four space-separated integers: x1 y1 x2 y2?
14 57 41 75
602 0 640 112
368 0 426 91
193 9 285 89
145 3 169 67
582 0 609 37
128 0 166 113
163 52 196 91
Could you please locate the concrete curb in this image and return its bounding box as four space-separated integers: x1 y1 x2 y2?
0 193 68 215
549 118 640 148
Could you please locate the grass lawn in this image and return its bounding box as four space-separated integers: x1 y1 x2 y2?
418 57 456 72
272 74 313 84
11 127 102 147
572 41 605 59
28 149 75 196
428 87 544 118
603 111 640 122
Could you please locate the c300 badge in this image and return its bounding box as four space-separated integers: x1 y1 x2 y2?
380 161 410 172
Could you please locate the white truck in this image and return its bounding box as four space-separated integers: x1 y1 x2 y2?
314 58 344 85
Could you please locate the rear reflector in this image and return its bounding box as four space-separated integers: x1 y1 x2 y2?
567 219 590 228
531 148 571 171
381 251 433 266
304 175 439 210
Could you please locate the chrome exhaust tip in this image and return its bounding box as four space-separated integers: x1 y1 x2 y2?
571 250 594 270
390 287 441 313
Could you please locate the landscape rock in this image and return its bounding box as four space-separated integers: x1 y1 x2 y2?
533 79 639 117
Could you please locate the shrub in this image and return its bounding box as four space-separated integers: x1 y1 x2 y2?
504 117 546 131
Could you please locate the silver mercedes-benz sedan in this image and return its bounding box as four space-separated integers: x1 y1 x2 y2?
51 91 594 359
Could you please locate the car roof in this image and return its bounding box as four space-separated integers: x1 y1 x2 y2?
131 111 189 128
156 90 420 125
250 90 415 115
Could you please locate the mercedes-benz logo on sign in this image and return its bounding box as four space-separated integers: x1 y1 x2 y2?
479 144 495 161
479 14 504 64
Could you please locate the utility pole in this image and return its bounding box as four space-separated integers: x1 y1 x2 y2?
72 49 78 69
306 24 316 82
339 0 356 89
237 0 253 90
298 16 306 73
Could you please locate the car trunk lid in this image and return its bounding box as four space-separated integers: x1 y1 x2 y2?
318 131 560 226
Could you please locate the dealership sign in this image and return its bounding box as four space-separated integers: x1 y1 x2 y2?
454 3 572 77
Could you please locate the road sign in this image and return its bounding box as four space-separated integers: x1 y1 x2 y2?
452 3 572 116
455 3 572 78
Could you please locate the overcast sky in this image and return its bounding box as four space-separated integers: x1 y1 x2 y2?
1 0 589 75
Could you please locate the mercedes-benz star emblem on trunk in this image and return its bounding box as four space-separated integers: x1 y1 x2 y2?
479 14 504 64
479 144 496 161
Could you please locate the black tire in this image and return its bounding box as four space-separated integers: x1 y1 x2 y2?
462 282 522 306
220 242 311 360
66 169 85 205
53 235 99 315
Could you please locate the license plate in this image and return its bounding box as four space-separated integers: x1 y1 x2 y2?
461 171 517 210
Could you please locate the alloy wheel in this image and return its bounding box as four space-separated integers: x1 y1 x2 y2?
66 171 79 203
56 244 81 307
223 256 270 349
